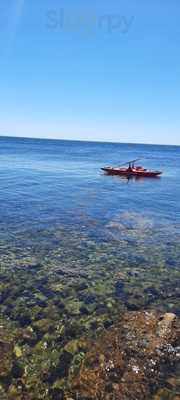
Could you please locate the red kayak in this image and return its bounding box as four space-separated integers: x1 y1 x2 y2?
101 159 162 177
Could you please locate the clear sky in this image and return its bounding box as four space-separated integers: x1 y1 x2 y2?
0 0 180 145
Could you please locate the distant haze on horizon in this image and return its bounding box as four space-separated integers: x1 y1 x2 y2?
0 1 180 146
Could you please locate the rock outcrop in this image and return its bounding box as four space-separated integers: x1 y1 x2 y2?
71 312 180 400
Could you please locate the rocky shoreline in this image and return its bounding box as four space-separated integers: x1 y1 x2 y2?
0 310 179 399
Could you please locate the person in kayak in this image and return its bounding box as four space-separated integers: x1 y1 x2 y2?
128 162 133 171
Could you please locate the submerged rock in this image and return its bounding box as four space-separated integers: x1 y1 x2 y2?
0 320 15 378
71 311 180 400
13 344 22 358
156 313 176 338
0 339 13 378
64 339 87 356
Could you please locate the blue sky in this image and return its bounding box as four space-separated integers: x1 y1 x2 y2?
0 0 180 145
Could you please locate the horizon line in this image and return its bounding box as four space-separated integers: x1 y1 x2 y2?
0 134 179 147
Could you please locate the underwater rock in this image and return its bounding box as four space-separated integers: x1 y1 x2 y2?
0 385 8 400
50 283 64 293
0 339 13 378
11 360 24 379
65 300 83 316
7 383 27 400
166 376 180 391
153 388 180 399
156 313 176 338
65 321 84 340
14 344 22 358
0 283 10 305
71 311 180 400
49 387 65 400
0 322 15 378
125 299 141 311
64 340 80 355
20 325 38 346
16 311 32 327
33 318 54 335
64 338 88 357
114 280 125 299
45 351 73 384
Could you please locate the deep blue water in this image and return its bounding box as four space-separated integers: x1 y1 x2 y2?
0 136 179 245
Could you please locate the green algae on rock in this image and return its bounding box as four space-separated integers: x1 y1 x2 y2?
0 319 18 379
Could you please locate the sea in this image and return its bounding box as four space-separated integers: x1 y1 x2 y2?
0 136 179 398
